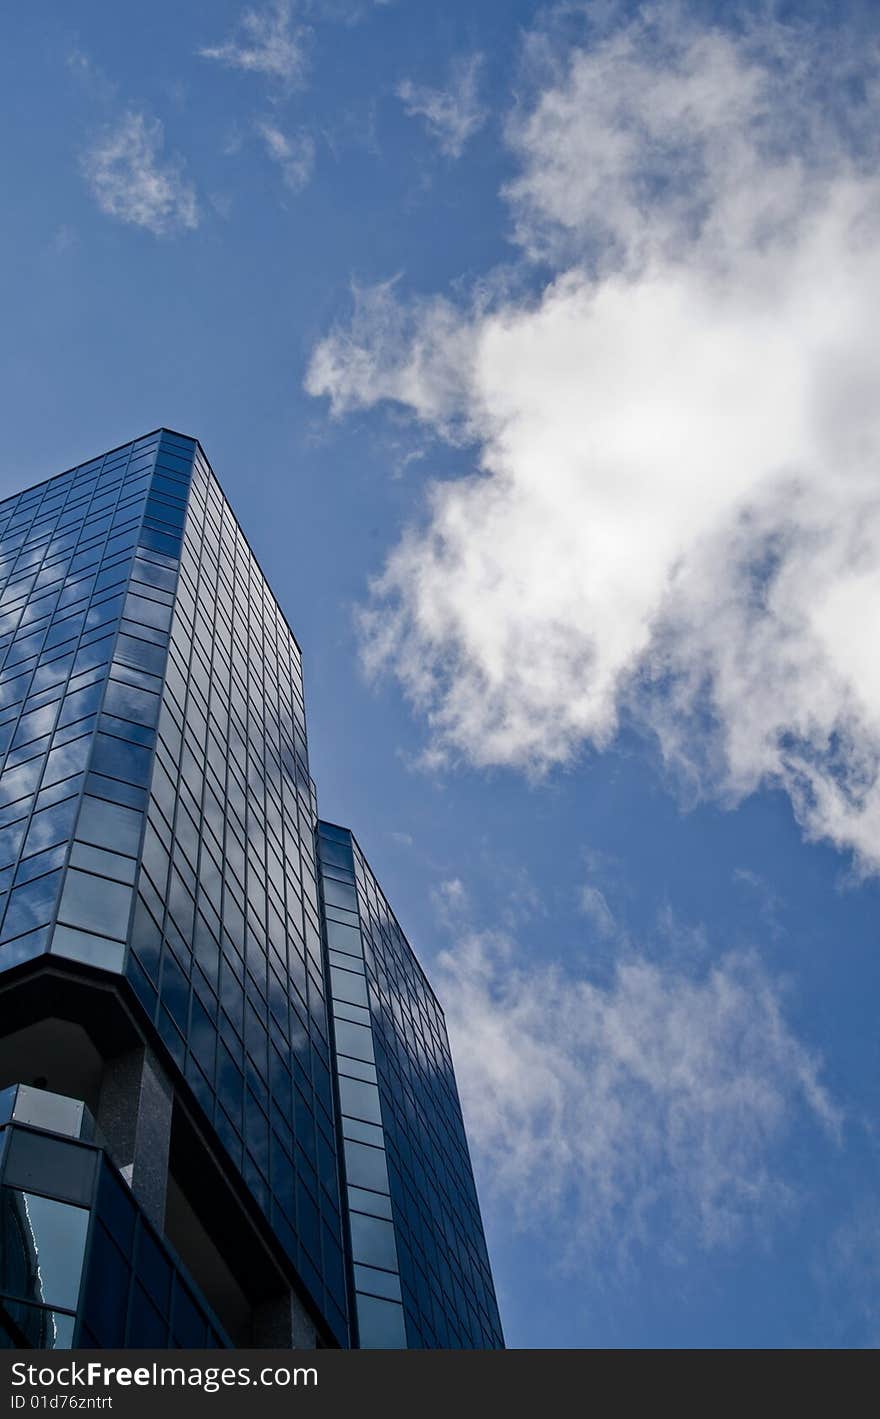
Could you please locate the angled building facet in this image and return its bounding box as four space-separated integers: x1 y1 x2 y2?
317 824 503 1349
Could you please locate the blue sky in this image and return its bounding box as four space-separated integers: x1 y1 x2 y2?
3 0 880 1349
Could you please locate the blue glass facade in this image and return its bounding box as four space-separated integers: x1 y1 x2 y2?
127 439 348 1342
0 431 501 1350
317 824 503 1349
0 434 163 969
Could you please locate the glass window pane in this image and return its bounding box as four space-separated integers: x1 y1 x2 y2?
347 1185 393 1221
355 1294 407 1349
338 1076 382 1126
354 1264 402 1303
322 878 358 913
114 634 166 675
75 796 143 856
343 1139 389 1194
57 682 104 728
0 819 26 870
102 680 160 727
123 593 171 632
324 918 362 956
42 736 90 788
0 1188 88 1310
1 1300 76 1349
333 1018 374 1063
330 967 368 1009
57 869 132 939
11 703 58 747
90 734 152 787
22 797 79 857
0 869 62 942
69 842 136 884
0 759 41 808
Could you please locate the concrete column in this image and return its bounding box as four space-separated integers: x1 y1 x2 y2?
96 1044 173 1230
253 1289 319 1349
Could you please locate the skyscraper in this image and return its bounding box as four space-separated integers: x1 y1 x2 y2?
0 432 503 1351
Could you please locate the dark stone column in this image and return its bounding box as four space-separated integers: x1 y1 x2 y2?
96 1045 173 1230
253 1290 319 1349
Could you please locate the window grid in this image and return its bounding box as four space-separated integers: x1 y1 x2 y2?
317 823 504 1350
125 448 348 1345
0 435 162 967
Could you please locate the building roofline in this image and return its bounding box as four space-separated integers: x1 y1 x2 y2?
317 818 446 1019
2 426 306 659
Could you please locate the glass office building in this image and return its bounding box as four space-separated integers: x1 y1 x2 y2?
0 432 502 1350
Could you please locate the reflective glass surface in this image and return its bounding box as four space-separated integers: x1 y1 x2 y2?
0 432 501 1351
78 1158 227 1348
124 444 348 1344
0 433 348 1344
0 1121 226 1349
317 823 504 1349
0 1188 88 1311
0 1300 75 1349
0 435 161 968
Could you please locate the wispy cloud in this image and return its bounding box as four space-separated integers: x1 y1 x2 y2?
81 112 199 236
66 44 117 105
256 120 315 190
397 53 486 158
578 845 628 944
579 884 616 939
199 0 309 89
821 1197 880 1346
438 929 839 1259
307 7 880 874
430 876 470 927
733 867 786 939
49 225 77 256
318 0 398 19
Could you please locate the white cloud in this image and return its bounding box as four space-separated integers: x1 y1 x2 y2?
430 876 470 926
304 276 474 425
81 112 199 236
199 1 309 88
257 121 315 190
502 8 865 271
438 930 839 1256
306 8 880 872
397 53 486 158
579 884 616 939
